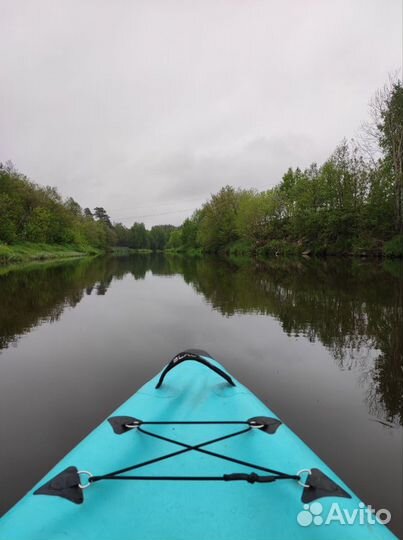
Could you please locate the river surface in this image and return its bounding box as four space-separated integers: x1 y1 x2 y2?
0 254 402 536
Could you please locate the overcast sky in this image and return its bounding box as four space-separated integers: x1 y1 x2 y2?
1 1 401 227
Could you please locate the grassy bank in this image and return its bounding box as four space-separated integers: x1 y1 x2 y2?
0 242 101 265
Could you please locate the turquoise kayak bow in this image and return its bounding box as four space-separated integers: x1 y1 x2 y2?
0 350 397 539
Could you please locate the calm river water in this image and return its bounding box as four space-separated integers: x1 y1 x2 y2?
0 254 402 536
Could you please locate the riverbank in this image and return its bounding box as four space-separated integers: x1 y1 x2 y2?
111 247 153 256
2 238 401 268
0 242 101 265
0 243 157 266
224 238 396 258
166 235 403 259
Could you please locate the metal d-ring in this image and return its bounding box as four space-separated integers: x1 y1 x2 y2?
248 420 265 429
78 470 93 489
296 468 312 488
125 420 141 429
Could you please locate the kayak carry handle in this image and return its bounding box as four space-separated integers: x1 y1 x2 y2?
155 351 236 389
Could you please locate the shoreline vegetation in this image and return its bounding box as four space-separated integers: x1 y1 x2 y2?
0 242 100 265
1 78 402 264
0 243 147 266
166 80 403 259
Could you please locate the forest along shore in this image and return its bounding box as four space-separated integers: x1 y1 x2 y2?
1 80 402 260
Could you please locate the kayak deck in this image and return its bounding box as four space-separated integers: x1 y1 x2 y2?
0 352 396 539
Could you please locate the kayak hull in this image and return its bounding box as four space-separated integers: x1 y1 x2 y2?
0 354 397 539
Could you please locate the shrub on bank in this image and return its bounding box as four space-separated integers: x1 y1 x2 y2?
384 235 403 258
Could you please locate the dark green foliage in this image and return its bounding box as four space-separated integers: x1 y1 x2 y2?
167 80 402 258
0 193 17 242
149 225 176 250
114 222 177 250
377 82 403 233
114 223 132 247
181 216 200 249
197 186 241 252
384 235 403 257
130 222 149 249
0 164 178 253
166 229 182 250
170 140 400 257
94 207 112 227
0 164 111 249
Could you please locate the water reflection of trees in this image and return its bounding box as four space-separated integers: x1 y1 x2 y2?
181 256 403 425
0 255 401 424
0 257 128 351
0 255 178 353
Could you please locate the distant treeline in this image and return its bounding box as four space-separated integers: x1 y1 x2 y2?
0 163 112 249
113 222 176 251
167 80 403 257
1 78 402 257
0 162 175 251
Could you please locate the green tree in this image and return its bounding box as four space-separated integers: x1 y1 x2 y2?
148 225 176 250
197 186 241 252
130 222 148 249
25 208 54 242
377 81 403 233
94 207 112 228
0 193 17 242
167 229 183 249
114 223 131 246
64 197 82 217
236 190 278 246
181 215 200 250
